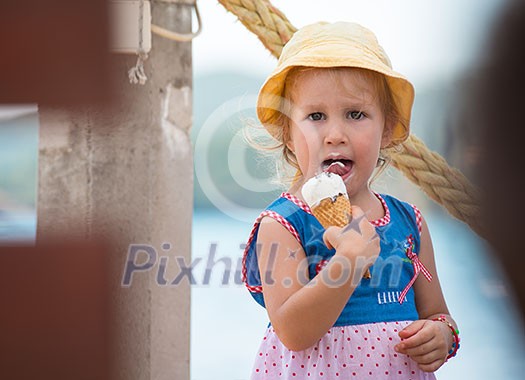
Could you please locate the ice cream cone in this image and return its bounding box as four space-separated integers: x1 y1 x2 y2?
311 195 352 229
302 172 372 279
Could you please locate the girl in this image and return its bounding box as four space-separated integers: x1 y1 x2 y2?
243 22 459 379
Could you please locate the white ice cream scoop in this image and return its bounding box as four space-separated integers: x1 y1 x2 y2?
301 172 347 208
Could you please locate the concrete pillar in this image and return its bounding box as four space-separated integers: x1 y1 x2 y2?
36 1 192 379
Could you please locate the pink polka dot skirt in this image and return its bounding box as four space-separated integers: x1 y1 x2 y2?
251 321 436 380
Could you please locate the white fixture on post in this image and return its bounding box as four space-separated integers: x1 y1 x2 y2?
109 0 152 54
109 0 200 84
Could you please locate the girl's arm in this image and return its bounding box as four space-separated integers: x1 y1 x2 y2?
257 206 379 351
395 216 459 372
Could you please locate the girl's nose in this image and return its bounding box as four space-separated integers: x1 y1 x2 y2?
324 121 347 145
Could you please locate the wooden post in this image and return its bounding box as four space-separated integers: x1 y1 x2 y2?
37 1 192 379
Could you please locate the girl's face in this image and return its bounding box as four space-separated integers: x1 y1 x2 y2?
287 69 391 199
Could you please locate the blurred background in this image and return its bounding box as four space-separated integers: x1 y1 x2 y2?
0 105 38 243
2 0 524 379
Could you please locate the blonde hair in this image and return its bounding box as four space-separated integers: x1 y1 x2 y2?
247 67 407 186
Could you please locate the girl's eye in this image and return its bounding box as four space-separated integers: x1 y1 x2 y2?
347 111 365 120
308 112 326 121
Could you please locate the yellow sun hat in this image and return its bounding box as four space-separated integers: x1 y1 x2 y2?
256 21 415 145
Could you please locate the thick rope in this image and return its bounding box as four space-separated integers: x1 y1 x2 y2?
390 135 483 237
218 0 484 238
218 0 297 57
151 0 202 42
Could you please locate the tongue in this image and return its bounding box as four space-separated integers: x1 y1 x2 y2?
325 161 351 177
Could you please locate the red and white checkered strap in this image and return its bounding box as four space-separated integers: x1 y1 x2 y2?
280 192 312 214
242 208 302 293
371 192 390 227
399 234 433 304
411 204 423 236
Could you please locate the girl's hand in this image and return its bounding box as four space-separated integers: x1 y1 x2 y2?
394 319 452 372
323 205 380 265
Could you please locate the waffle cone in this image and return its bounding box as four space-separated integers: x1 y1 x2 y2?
312 195 371 279
312 195 351 228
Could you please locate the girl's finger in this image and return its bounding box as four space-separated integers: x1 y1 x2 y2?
400 337 439 358
323 226 342 249
398 319 426 340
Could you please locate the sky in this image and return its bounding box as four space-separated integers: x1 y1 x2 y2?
193 0 506 88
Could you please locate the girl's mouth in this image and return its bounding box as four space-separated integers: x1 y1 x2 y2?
322 159 353 179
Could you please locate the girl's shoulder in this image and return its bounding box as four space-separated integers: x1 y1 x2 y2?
261 192 320 238
243 193 323 306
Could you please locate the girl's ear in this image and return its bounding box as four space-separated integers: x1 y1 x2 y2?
284 124 295 153
380 120 394 148
286 139 295 153
285 129 295 154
